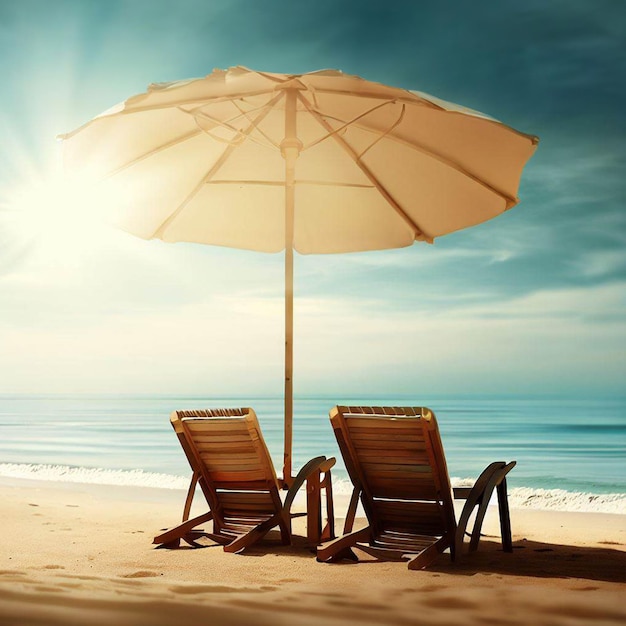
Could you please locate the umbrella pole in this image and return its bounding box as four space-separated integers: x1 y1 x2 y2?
281 88 300 487
284 222 294 488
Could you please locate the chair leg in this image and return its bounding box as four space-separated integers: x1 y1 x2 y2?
407 537 449 570
321 470 335 541
343 486 361 534
182 471 199 522
497 478 513 552
223 516 281 554
153 511 214 546
306 470 322 545
317 526 371 562
279 513 292 546
469 496 491 552
328 547 359 562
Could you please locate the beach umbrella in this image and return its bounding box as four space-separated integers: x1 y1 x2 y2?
60 66 538 485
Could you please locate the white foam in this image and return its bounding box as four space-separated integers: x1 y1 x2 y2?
0 463 189 490
1 463 624 514
452 477 626 514
506 487 626 514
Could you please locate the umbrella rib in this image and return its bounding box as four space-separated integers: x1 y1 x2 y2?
302 101 518 209
357 104 406 161
104 128 204 178
297 92 433 243
112 88 280 115
230 99 282 149
186 102 280 151
149 91 285 240
302 85 442 107
301 99 401 152
58 88 281 142
204 179 373 188
303 84 537 143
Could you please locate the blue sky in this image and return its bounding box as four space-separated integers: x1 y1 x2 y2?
0 0 624 397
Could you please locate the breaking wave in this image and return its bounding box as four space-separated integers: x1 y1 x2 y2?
1 463 624 514
0 462 189 490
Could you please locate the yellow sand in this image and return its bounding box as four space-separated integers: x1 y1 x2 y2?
1 478 624 626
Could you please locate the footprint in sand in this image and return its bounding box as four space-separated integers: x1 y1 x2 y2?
416 584 446 592
120 571 161 579
33 585 64 593
422 596 480 610
169 584 276 595
327 599 387 611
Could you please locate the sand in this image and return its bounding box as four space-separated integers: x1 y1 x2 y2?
0 477 624 626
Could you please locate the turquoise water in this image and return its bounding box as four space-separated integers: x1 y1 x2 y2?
0 395 624 511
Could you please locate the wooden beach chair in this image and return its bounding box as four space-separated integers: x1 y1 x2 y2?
154 408 335 553
317 406 515 570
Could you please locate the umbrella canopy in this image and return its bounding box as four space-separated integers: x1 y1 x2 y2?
60 66 538 484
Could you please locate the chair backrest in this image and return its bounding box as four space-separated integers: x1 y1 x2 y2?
171 408 282 526
330 406 456 537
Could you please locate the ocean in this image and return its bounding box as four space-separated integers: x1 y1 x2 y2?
0 394 624 514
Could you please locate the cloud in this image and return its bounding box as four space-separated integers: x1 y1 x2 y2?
0 0 623 398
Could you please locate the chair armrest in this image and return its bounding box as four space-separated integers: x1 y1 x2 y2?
455 461 516 555
318 457 336 473
282 456 335 513
457 461 516 512
453 487 473 499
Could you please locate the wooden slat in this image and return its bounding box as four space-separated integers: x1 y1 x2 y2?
350 439 426 451
217 491 274 503
358 450 430 468
368 486 436 497
198 453 262 466
361 463 431 474
212 480 273 490
190 434 256 443
341 406 423 417
356 448 429 460
205 461 269 470
187 435 254 445
374 500 441 513
184 424 250 435
209 470 268 483
349 431 425 440
375 533 435 548
348 424 423 432
222 506 275 517
177 408 248 419
220 507 275 517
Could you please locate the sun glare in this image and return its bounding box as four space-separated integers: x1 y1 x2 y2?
1 170 118 262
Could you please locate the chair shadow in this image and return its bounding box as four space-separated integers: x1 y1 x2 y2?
154 529 626 581
154 529 320 559
430 538 626 584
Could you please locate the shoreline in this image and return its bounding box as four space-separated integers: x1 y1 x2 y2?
1 468 625 514
1 478 625 626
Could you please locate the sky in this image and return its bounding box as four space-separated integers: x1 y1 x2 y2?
0 0 624 398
